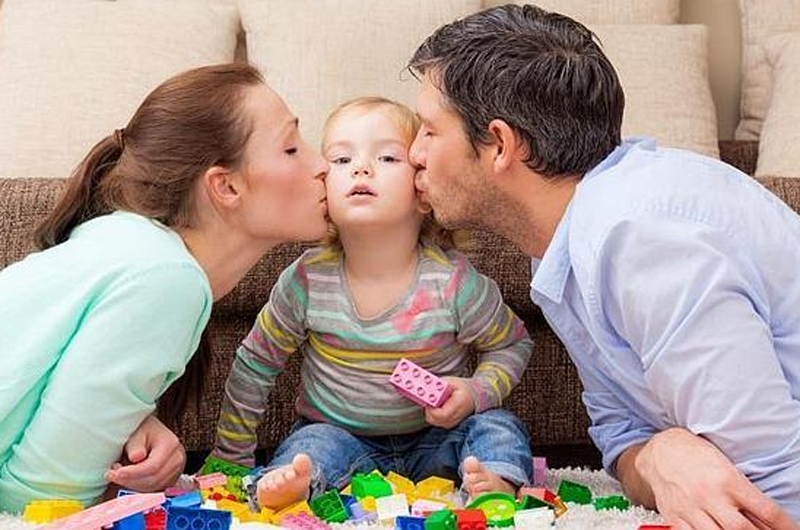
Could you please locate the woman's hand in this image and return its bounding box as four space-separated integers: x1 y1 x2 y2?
105 414 186 492
424 377 476 429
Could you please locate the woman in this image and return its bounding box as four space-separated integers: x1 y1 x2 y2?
0 64 328 513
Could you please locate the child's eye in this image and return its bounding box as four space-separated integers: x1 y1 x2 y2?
285 147 298 155
332 156 351 164
378 155 400 163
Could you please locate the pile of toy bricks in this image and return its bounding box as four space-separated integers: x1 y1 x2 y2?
23 453 640 530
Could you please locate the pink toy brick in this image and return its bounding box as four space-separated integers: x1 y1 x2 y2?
39 493 165 530
390 358 453 408
532 456 547 487
281 512 331 530
194 471 228 490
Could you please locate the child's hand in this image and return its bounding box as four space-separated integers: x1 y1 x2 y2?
424 377 475 429
105 414 186 492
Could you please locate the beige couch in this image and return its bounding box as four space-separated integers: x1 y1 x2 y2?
1 0 799 471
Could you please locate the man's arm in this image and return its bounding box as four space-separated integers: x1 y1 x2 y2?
594 213 800 527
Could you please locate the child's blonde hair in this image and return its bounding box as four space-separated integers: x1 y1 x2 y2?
321 96 467 251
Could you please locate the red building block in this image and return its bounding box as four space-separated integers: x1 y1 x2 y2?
390 359 452 408
453 509 487 530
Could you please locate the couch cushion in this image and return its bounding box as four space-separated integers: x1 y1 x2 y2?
756 32 800 177
239 0 482 150
482 0 680 24
736 0 800 140
0 0 240 178
594 24 719 158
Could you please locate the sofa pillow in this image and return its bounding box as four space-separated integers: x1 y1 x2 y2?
482 0 680 24
239 0 482 149
594 24 719 158
736 0 800 140
755 33 800 177
0 0 240 178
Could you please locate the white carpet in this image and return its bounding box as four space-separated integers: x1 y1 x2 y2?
0 468 665 529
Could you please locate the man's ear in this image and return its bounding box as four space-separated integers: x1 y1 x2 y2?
201 165 243 211
486 119 523 174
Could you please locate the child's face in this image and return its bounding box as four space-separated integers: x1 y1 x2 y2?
323 109 421 235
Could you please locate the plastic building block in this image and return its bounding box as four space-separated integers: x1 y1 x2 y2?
516 496 552 511
215 498 254 521
531 457 547 487
360 496 377 511
203 486 238 502
466 493 517 528
273 500 313 524
39 493 166 530
390 358 453 407
195 472 228 490
310 489 349 523
23 500 83 524
411 499 448 517
348 502 378 523
593 495 630 511
282 512 331 530
557 480 592 505
169 491 203 510
144 509 166 530
166 506 231 530
397 515 427 530
113 512 145 530
425 509 457 530
387 471 417 501
199 455 251 478
351 472 393 499
513 507 554 530
453 509 487 530
376 493 409 520
415 476 455 499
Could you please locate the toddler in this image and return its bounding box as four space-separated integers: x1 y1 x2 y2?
212 97 534 510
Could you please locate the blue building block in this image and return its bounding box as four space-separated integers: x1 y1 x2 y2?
169 491 203 509
166 506 231 530
113 512 145 530
397 515 427 530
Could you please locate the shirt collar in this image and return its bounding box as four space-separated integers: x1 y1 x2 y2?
529 138 654 304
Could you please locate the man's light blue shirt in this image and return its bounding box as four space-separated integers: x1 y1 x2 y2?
531 138 800 517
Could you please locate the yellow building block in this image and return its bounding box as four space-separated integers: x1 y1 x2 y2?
386 471 416 502
340 484 352 495
215 499 250 519
415 476 455 498
360 496 377 512
23 500 83 524
273 499 312 523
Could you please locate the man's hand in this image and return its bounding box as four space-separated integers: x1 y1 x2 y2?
105 415 186 492
425 377 476 429
620 428 798 530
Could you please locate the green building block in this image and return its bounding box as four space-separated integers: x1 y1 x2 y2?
225 475 248 502
593 495 630 511
199 455 251 478
466 493 516 527
424 509 456 530
516 495 552 511
310 490 349 523
557 480 592 505
350 473 393 499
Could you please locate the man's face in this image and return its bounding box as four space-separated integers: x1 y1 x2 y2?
409 74 488 230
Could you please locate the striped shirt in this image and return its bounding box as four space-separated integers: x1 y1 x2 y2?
214 243 533 466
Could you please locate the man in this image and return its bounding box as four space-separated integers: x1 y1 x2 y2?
408 4 800 528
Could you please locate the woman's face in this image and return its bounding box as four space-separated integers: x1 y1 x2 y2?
238 84 329 244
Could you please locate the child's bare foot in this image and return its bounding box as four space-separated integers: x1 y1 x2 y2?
462 456 517 499
256 453 313 510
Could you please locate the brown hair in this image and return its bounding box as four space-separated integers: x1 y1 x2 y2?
34 63 265 429
321 96 467 251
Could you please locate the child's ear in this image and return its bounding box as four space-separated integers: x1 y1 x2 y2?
486 119 523 174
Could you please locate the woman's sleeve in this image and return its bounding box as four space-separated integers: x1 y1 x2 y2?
0 263 211 508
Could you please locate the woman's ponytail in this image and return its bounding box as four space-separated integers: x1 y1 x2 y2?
33 131 124 249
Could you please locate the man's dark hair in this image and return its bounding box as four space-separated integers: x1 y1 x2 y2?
409 3 624 178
